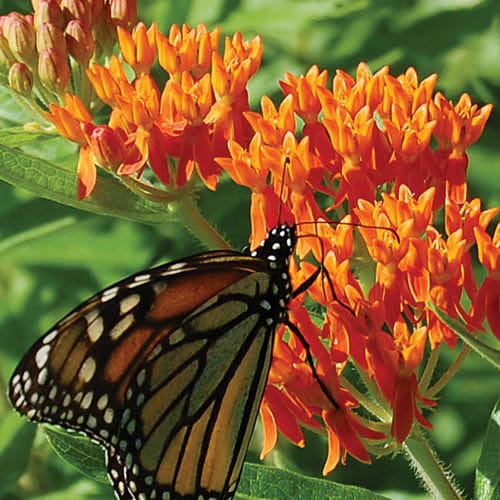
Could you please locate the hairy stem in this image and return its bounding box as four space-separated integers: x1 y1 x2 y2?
404 428 464 500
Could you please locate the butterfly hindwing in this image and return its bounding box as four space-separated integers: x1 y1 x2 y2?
111 273 277 498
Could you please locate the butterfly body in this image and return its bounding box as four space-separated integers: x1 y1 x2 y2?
9 224 296 499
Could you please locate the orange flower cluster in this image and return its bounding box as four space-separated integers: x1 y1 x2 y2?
9 9 497 473
45 20 261 198
219 64 497 469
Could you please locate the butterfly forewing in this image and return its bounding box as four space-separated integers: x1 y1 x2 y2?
8 224 297 499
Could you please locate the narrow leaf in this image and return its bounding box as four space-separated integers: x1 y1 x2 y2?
0 127 55 147
427 303 500 369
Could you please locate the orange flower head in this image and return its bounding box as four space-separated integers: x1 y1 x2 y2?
117 22 156 75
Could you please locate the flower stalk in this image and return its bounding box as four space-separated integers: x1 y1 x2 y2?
404 430 464 500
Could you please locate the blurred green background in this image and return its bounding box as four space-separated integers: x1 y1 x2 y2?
0 0 498 498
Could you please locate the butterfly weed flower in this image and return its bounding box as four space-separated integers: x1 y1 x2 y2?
1 5 498 499
218 61 497 485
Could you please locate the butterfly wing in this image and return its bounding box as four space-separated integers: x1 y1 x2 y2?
8 250 260 443
9 224 296 499
111 271 277 498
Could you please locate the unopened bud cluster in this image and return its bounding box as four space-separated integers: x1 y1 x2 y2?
0 0 136 108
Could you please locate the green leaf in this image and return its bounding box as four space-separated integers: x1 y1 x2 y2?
37 426 387 499
0 140 168 224
236 462 388 499
475 400 500 500
42 426 108 484
0 126 55 147
0 413 37 488
427 302 500 369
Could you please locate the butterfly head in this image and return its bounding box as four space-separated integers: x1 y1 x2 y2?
248 223 296 271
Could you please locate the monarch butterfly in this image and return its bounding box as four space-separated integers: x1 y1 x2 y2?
8 222 335 499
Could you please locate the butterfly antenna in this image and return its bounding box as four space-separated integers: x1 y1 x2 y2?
276 156 291 225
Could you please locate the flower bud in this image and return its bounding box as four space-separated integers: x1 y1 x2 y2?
3 12 36 65
90 6 116 57
0 30 16 73
36 22 66 52
110 0 137 28
33 0 65 30
38 47 70 93
60 0 92 29
65 19 95 66
88 125 127 170
8 61 33 95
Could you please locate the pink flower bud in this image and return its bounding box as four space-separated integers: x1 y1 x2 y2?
38 47 70 93
3 12 36 65
110 0 137 28
65 19 95 66
60 0 92 29
0 30 16 72
33 0 65 31
36 22 66 52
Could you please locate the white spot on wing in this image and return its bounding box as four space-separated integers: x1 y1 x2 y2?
78 357 96 383
134 273 151 283
104 408 114 424
97 394 109 410
81 391 93 410
35 345 50 369
37 367 48 385
87 316 104 342
109 313 134 340
136 368 146 387
42 330 58 344
48 386 57 400
101 286 119 303
260 300 272 310
119 294 141 314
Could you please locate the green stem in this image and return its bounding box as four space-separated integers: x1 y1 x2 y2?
426 345 471 398
120 176 230 250
404 428 464 500
171 196 232 250
354 362 390 412
419 344 440 393
340 375 391 422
